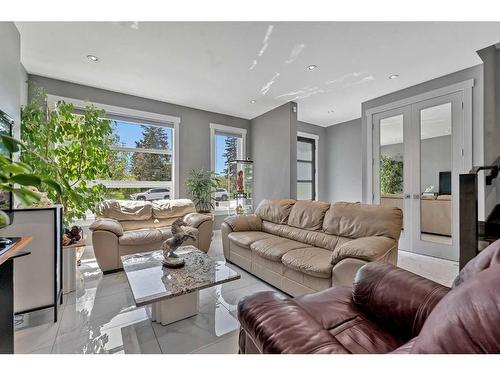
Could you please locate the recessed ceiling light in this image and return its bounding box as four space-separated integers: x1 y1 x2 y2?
86 54 99 62
327 109 335 114
388 74 399 80
307 65 318 71
250 100 256 104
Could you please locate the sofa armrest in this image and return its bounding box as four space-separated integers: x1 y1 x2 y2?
238 291 349 354
352 262 449 341
89 218 123 237
183 212 213 228
224 214 262 232
331 236 396 265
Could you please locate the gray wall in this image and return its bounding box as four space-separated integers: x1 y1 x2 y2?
381 135 452 194
361 64 484 212
251 102 297 206
325 118 363 203
297 121 327 201
0 22 21 127
28 75 251 199
478 45 500 218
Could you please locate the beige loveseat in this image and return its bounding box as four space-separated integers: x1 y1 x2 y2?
221 199 402 297
90 199 213 273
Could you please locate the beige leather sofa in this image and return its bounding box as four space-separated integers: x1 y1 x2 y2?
221 199 402 297
90 199 213 273
381 193 451 236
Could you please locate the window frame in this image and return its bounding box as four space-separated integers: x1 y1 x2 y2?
209 123 247 173
47 95 181 198
297 131 319 200
209 123 247 214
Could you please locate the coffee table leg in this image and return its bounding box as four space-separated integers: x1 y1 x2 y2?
151 291 199 325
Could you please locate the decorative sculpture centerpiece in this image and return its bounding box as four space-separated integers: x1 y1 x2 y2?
161 218 197 268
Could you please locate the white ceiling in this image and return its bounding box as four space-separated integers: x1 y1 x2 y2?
16 22 500 127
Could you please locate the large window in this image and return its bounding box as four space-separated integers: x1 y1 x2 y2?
210 124 246 213
97 118 174 201
48 95 180 205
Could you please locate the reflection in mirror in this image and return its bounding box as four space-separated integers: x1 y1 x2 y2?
419 102 452 245
379 114 404 235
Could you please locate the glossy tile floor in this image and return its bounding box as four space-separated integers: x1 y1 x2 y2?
14 230 459 354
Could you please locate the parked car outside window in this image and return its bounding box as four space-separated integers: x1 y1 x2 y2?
130 188 170 201
214 188 229 201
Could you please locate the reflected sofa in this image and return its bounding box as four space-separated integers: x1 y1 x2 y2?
237 239 500 354
381 193 452 236
90 199 213 272
222 199 402 297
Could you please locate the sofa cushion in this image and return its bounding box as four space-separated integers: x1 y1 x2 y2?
436 194 452 201
99 200 153 221
261 221 347 252
119 228 162 245
287 200 331 231
120 217 179 231
322 202 402 241
295 288 404 353
251 236 309 262
228 231 272 248
281 248 333 279
255 199 296 224
152 199 196 219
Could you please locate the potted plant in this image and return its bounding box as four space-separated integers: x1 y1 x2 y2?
0 134 63 232
185 168 218 213
20 85 114 226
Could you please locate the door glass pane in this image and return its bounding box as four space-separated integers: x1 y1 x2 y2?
297 141 313 161
297 182 312 200
297 137 315 200
419 102 452 245
379 115 405 234
297 162 313 181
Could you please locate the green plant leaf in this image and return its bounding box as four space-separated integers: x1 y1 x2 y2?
0 134 22 153
10 173 42 187
12 187 41 206
42 178 63 195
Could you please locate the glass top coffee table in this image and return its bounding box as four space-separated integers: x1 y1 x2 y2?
121 245 240 325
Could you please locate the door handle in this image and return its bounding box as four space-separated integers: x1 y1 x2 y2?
413 194 420 199
404 194 411 199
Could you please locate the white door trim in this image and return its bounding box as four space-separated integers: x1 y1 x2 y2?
365 79 474 205
297 131 320 200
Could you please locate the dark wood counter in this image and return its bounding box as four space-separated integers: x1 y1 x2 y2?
0 237 32 266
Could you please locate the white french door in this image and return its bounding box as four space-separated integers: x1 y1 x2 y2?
372 92 467 261
373 107 412 251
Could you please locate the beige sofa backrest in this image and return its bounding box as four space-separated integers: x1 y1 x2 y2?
99 200 153 221
98 199 196 231
287 200 331 231
254 199 296 224
254 199 402 251
323 202 402 241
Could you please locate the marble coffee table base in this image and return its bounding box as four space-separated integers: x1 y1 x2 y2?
151 291 199 325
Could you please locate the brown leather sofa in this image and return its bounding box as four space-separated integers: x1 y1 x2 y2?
237 239 500 354
222 199 402 296
90 199 213 272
